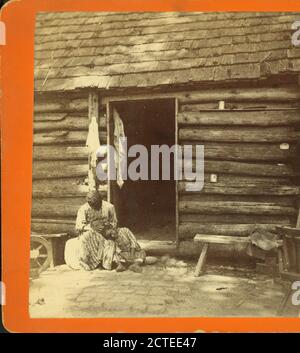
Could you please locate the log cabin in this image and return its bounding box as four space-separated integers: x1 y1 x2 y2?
32 12 300 260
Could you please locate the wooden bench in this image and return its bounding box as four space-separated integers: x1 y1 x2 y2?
193 234 251 277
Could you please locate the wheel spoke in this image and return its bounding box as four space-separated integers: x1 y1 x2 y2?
31 236 51 271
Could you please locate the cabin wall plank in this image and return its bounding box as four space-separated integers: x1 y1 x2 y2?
32 178 107 198
32 85 300 241
177 110 300 127
177 86 300 240
179 223 278 238
32 92 107 235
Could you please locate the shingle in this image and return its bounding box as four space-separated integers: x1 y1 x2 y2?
34 12 300 91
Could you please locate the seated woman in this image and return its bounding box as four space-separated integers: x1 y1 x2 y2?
65 190 117 271
65 190 147 272
103 225 147 272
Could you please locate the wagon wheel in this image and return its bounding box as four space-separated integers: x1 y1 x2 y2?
30 236 52 273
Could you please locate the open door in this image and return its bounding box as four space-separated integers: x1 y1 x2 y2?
108 99 176 242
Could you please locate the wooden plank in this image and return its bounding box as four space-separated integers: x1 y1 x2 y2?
106 102 112 202
181 174 291 186
179 194 296 207
32 179 108 197
194 243 209 277
175 98 179 248
101 86 300 105
33 130 107 145
179 127 300 143
32 232 68 239
35 14 297 44
178 182 300 196
180 103 300 112
297 199 300 228
177 110 300 127
33 145 88 162
194 234 251 244
35 14 296 43
180 142 296 161
180 223 276 238
33 146 89 160
275 226 300 237
34 116 88 131
278 248 285 273
34 97 88 113
180 103 221 110
32 161 88 179
31 197 85 218
35 12 294 29
33 143 295 163
179 201 297 216
31 218 77 235
88 91 99 190
180 213 294 225
35 65 298 90
88 92 99 122
34 115 107 131
183 159 293 177
34 112 68 122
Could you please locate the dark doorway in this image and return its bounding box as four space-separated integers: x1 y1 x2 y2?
111 99 176 241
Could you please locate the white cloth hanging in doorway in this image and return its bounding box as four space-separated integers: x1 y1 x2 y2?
86 115 101 190
113 108 126 188
86 115 101 168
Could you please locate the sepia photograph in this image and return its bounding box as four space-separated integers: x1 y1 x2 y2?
29 11 300 319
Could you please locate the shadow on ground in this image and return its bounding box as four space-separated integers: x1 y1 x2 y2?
29 256 299 318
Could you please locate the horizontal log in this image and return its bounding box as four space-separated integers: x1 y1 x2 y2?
275 226 300 237
179 223 276 238
177 240 249 260
34 113 68 122
32 179 107 197
180 142 296 161
177 110 300 127
33 146 89 160
178 201 297 216
34 130 107 145
184 159 293 177
179 127 300 143
179 194 296 206
179 213 294 225
32 143 294 163
178 86 300 103
34 97 88 113
31 197 85 218
183 173 290 185
34 114 106 131
180 103 221 110
34 116 88 131
33 143 296 162
194 235 251 245
31 218 77 235
101 86 300 105
178 181 299 196
32 161 88 179
180 103 300 112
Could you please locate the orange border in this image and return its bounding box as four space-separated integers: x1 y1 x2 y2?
2 0 300 333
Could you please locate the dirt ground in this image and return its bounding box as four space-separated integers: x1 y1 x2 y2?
29 256 299 318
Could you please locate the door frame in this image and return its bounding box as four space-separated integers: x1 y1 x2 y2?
105 97 179 245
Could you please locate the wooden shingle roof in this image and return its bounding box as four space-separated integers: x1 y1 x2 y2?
35 12 300 92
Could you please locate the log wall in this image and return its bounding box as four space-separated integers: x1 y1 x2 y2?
32 84 300 245
31 93 107 235
177 85 300 240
